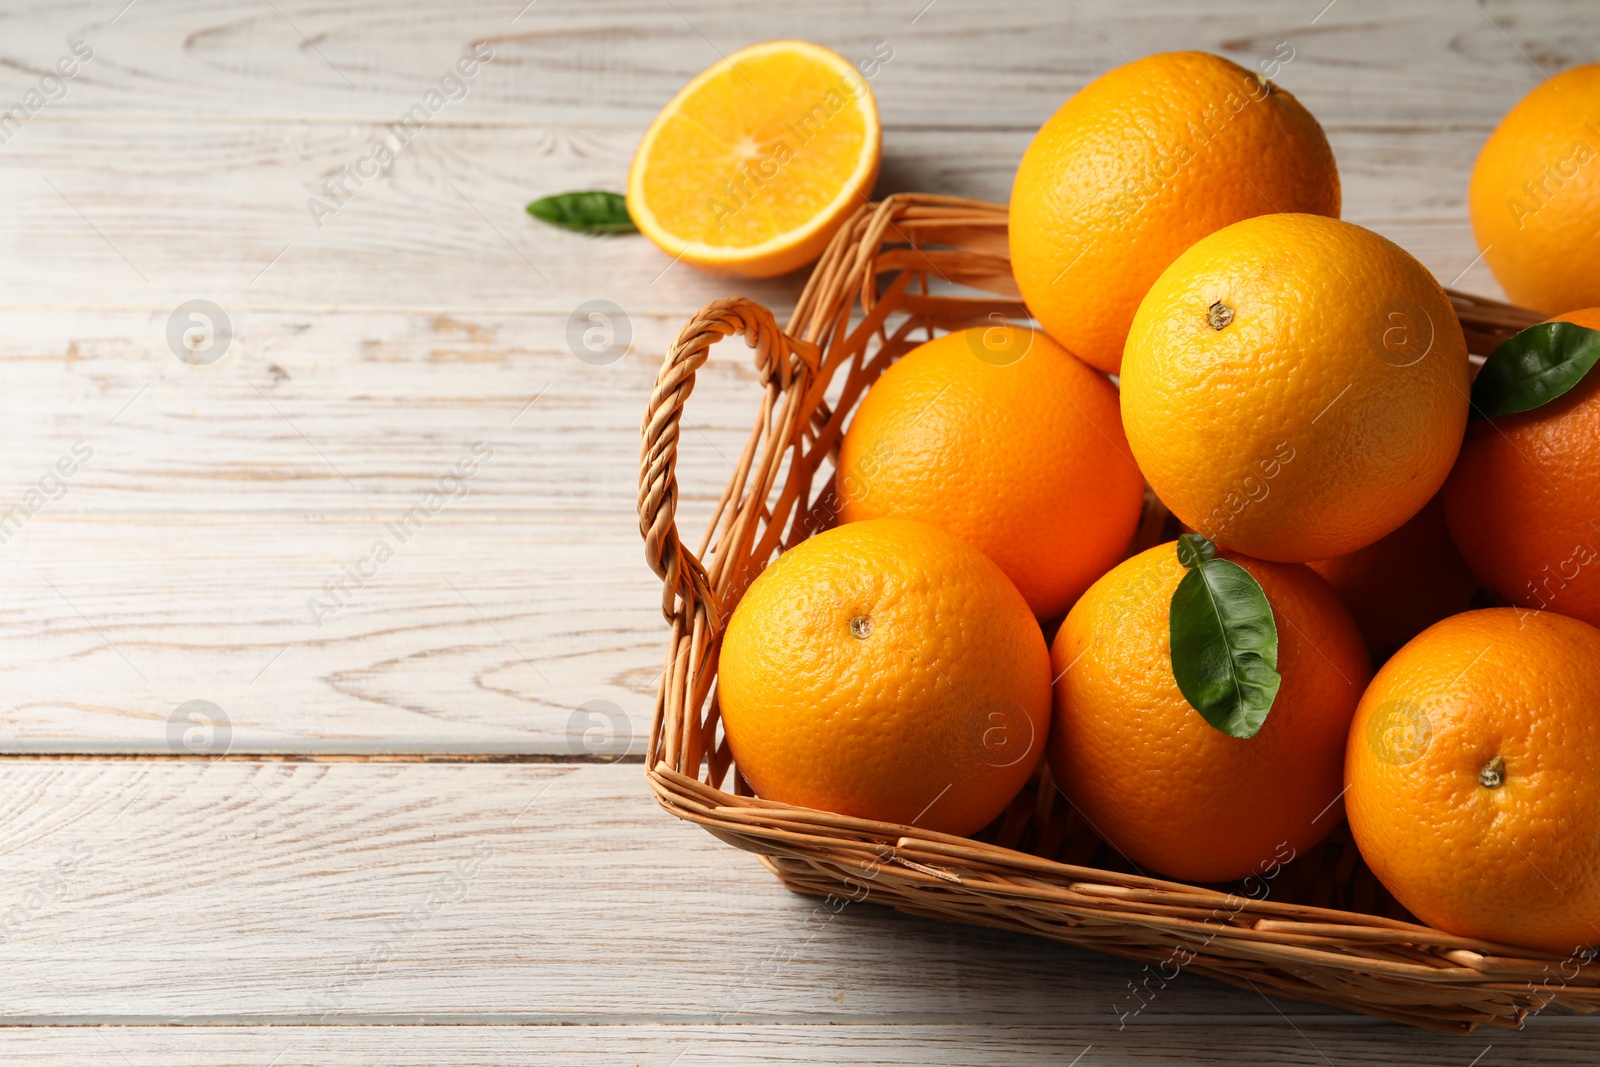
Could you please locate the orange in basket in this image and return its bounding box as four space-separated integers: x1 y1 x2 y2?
836 325 1143 620
1049 542 1370 884
1120 213 1470 564
1443 308 1600 631
717 518 1051 838
1348 608 1600 954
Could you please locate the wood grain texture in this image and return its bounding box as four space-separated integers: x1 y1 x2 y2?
0 761 1591 1063
1 1023 1596 1066
0 0 1591 128
0 305 754 752
0 760 1249 1020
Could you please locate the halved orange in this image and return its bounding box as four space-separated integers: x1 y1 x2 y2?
627 40 881 278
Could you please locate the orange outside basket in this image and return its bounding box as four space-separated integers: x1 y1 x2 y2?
636 193 1596 1033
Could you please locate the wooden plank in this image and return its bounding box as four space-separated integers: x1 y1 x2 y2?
0 112 1506 316
0 1021 1596 1066
0 307 745 513
0 760 1592 1062
1 0 1586 132
0 515 667 753
0 761 1266 1019
0 121 805 314
0 302 761 751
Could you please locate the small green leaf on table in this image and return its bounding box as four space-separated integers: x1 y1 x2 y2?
1471 320 1600 419
1169 535 1281 739
526 191 638 234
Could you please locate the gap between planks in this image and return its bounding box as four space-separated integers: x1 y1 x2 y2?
0 1013 1592 1027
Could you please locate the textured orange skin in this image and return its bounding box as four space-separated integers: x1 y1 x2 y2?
1346 609 1600 954
1469 64 1600 314
837 327 1144 620
717 519 1052 837
1308 496 1481 662
1049 542 1371 883
1121 213 1470 563
1009 51 1339 374
1442 308 1600 629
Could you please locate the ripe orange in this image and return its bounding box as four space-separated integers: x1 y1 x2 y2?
1049 542 1370 883
1347 609 1600 953
1469 63 1600 313
1010 50 1339 373
1308 496 1481 662
837 326 1144 620
717 518 1051 837
1121 213 1470 563
626 40 880 278
1442 308 1600 629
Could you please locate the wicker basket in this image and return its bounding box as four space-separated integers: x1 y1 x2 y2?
636 193 1597 1033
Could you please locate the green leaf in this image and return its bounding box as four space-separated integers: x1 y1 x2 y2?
1176 533 1216 569
526 191 637 234
1471 321 1600 419
1169 544 1282 740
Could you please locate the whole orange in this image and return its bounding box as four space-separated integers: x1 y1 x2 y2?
1049 542 1371 883
1442 308 1600 629
1121 213 1470 563
1308 496 1481 662
837 326 1144 620
1347 609 1600 954
1469 63 1600 313
718 518 1051 837
1009 50 1339 373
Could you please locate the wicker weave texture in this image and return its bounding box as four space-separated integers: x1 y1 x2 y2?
637 193 1593 1034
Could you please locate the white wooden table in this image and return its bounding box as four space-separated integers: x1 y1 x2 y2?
0 0 1595 1061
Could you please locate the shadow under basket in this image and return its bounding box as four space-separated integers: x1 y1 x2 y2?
635 193 1595 1033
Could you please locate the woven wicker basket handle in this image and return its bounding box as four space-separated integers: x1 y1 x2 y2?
638 296 819 622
